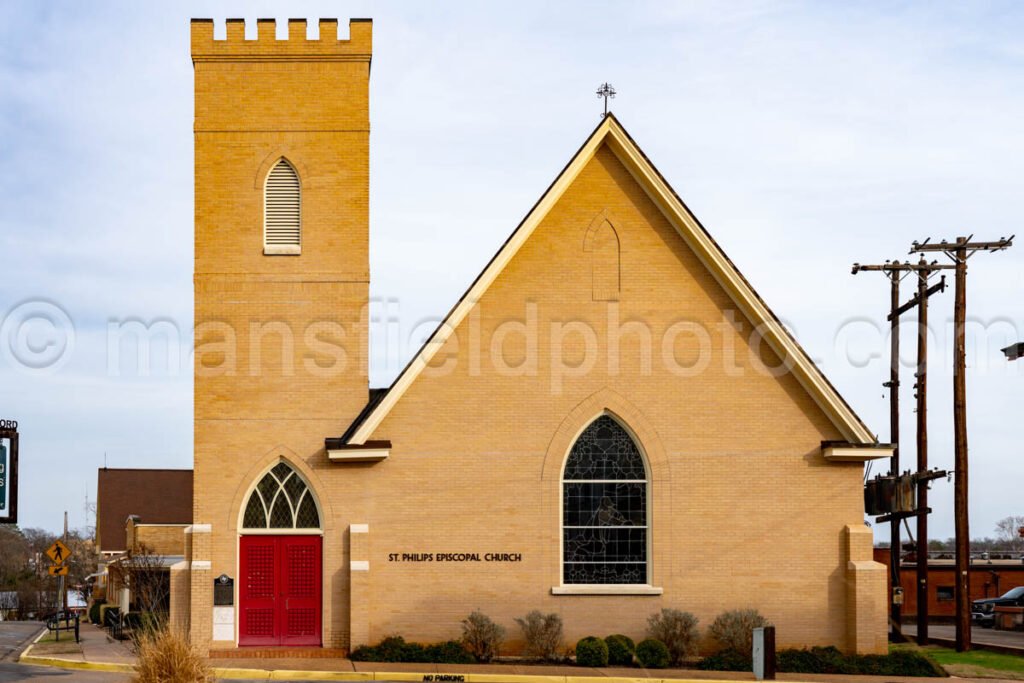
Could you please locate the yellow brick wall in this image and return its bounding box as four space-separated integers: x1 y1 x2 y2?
133 524 188 556
190 17 882 655
351 145 870 653
192 18 371 650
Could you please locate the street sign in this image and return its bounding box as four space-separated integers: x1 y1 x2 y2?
48 565 69 577
46 540 72 565
0 443 6 511
0 420 17 524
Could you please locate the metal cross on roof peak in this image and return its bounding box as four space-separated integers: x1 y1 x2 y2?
596 82 616 118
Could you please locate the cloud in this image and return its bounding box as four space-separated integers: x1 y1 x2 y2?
1 1 1022 542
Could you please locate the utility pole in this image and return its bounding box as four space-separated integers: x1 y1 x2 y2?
62 510 68 614
852 260 910 633
911 235 1014 652
906 259 952 644
854 259 950 640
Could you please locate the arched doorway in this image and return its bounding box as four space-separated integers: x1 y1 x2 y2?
238 461 322 646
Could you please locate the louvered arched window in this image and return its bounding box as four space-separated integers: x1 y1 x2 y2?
562 415 648 584
242 462 321 529
264 158 301 255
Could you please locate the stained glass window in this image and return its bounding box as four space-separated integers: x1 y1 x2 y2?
242 462 321 529
563 415 647 584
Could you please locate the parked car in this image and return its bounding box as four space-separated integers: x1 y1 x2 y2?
972 585 1024 627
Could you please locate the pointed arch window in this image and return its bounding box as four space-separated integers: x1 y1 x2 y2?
242 462 321 529
264 158 301 255
590 220 620 301
562 415 647 584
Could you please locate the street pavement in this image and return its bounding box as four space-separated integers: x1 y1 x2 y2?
903 622 1024 650
0 621 127 682
0 623 40 663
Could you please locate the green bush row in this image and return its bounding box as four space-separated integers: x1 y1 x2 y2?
573 634 669 669
699 645 946 678
350 636 475 664
354 607 944 676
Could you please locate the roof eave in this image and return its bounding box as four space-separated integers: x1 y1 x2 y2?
340 113 878 447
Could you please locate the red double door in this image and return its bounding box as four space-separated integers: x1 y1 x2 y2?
239 535 322 646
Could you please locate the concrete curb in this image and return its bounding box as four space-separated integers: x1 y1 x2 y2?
18 628 135 674
10 627 760 682
15 653 757 683
215 672 737 683
18 653 135 673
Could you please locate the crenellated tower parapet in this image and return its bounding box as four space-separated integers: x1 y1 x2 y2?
191 18 372 62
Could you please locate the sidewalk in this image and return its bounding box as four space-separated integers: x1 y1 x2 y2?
17 626 1022 683
18 622 135 673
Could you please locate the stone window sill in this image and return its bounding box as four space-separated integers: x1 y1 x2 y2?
264 245 301 255
551 585 663 595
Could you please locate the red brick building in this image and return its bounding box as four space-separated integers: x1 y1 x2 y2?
875 547 1024 620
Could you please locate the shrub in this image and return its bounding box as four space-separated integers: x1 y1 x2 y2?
89 599 106 625
100 605 120 628
132 627 212 683
514 611 564 661
775 646 945 677
424 640 476 664
698 648 751 671
708 608 770 657
646 609 698 666
461 610 505 662
350 636 419 662
635 638 670 669
350 636 474 664
604 634 635 666
575 636 609 667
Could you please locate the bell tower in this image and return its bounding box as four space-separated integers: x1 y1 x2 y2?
189 18 371 648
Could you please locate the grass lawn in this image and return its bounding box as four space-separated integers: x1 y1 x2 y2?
30 629 84 656
926 645 1024 680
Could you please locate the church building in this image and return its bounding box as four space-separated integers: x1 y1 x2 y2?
174 17 893 656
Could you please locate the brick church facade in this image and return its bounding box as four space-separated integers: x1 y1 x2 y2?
171 17 892 655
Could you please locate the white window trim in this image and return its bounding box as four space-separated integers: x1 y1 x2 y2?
556 412 655 593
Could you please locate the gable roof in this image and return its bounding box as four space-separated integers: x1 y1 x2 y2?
338 114 877 447
96 468 193 552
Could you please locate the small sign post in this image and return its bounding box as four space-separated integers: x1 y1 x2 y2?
0 443 6 512
753 626 776 680
46 537 72 615
46 540 72 566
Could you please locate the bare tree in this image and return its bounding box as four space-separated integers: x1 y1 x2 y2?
995 516 1024 552
108 543 169 625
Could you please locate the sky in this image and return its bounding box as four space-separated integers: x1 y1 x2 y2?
0 1 1022 545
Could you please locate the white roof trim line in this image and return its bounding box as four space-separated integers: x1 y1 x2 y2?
348 117 612 445
823 445 894 463
348 115 876 446
327 447 389 463
601 126 874 444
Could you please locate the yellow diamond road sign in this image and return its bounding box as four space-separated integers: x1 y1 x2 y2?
46 540 71 565
48 565 69 576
